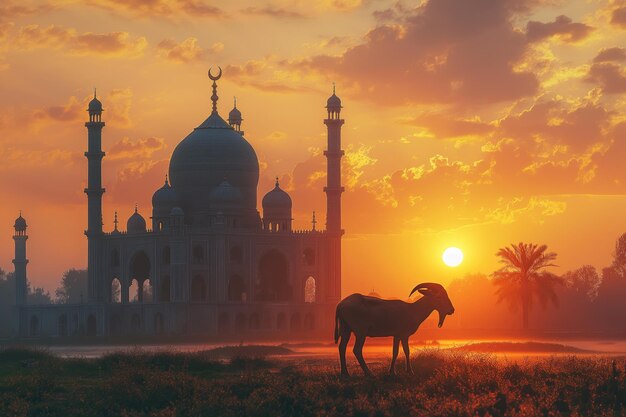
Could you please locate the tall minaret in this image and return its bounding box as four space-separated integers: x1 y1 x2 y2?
324 84 345 233
85 90 105 302
13 212 28 306
324 85 344 303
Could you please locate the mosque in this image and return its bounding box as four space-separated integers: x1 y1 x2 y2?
11 68 344 338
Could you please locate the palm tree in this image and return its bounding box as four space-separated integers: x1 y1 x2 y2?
492 242 562 330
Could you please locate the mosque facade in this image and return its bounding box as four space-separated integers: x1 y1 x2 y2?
12 69 344 338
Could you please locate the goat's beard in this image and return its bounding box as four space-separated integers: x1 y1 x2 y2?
437 311 447 328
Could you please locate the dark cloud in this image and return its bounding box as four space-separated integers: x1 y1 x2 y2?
585 62 626 94
287 0 539 107
593 47 626 63
240 6 308 19
611 6 626 28
526 15 594 43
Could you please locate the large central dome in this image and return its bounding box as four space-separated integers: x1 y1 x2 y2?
169 103 260 227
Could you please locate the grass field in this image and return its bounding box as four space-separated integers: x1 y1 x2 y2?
1 346 626 417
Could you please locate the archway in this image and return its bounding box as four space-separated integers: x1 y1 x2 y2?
276 313 287 331
290 313 301 332
86 314 97 336
129 279 139 303
228 275 246 301
218 313 229 334
29 315 39 336
160 276 171 302
154 313 164 334
257 250 291 301
142 280 153 303
110 314 122 335
190 275 207 301
304 276 316 303
131 313 141 332
58 314 68 336
249 313 260 330
129 251 151 302
235 313 246 332
111 278 121 303
304 313 315 330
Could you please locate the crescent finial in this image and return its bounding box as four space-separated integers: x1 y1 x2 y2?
208 66 222 81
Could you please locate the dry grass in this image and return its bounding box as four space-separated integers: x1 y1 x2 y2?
1 346 625 416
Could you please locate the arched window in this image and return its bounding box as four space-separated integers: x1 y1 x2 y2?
154 313 164 334
290 313 301 332
230 246 243 264
160 276 170 302
228 275 246 302
162 246 170 265
86 314 97 336
193 245 205 264
129 279 139 303
304 276 316 303
142 280 153 303
190 275 207 301
303 248 315 266
304 313 315 330
235 313 246 332
218 313 229 334
276 313 287 331
111 278 121 303
257 250 291 301
58 315 68 336
110 249 120 267
249 313 260 330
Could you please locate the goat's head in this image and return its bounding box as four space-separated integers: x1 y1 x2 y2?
409 283 455 328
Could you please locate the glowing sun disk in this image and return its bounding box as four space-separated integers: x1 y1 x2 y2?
442 247 463 267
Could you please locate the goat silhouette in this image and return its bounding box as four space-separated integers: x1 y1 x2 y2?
334 282 455 376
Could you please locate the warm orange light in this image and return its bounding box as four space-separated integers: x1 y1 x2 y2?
442 247 463 267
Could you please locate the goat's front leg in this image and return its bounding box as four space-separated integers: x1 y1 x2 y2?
401 338 413 374
339 331 351 377
389 337 400 375
353 335 372 376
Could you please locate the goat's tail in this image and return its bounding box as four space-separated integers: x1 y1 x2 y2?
334 304 340 344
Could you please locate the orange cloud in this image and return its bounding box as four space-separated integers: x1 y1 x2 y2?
108 137 167 161
611 5 626 28
0 1 56 22
287 0 540 106
526 15 594 43
240 6 308 19
593 47 626 63
85 0 225 19
157 37 223 63
15 25 147 57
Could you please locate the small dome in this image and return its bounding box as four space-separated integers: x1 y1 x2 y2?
210 180 243 208
228 107 242 123
152 176 178 209
262 179 292 210
127 207 146 233
14 213 27 231
170 206 184 216
88 94 102 113
326 93 341 110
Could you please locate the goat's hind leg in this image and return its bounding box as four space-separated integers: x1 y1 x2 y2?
401 338 413 375
389 337 400 375
353 335 372 376
338 328 351 377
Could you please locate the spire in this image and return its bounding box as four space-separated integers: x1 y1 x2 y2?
275 176 279 187
94 88 97 99
208 66 222 114
164 174 169 187
113 211 118 231
312 211 317 231
234 96 237 108
134 203 138 214
333 82 336 95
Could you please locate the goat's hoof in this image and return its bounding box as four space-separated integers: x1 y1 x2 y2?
340 371 350 378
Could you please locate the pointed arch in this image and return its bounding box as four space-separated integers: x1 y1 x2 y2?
304 276 316 303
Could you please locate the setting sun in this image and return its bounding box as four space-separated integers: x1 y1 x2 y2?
442 247 463 267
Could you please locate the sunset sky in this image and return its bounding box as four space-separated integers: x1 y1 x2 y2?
1 0 626 297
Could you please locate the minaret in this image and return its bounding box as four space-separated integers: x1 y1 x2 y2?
324 84 345 233
13 212 28 306
323 84 344 303
85 90 105 302
228 96 243 134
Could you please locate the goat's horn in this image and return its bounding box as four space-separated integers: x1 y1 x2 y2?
409 282 444 297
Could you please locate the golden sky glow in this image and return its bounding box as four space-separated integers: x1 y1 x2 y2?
1 0 626 297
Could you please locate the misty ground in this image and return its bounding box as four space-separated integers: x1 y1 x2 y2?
1 342 626 417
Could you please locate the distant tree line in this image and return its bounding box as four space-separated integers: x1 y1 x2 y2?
446 233 626 334
0 268 87 337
